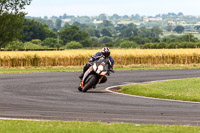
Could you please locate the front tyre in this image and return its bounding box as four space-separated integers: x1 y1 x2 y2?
82 75 97 92
78 86 82 92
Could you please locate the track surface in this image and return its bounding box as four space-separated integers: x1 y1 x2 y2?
0 69 200 126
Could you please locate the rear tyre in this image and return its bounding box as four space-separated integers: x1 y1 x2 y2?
82 75 97 92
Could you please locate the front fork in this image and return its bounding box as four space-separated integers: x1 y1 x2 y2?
98 75 104 84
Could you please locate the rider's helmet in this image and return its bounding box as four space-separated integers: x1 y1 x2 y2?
101 47 110 57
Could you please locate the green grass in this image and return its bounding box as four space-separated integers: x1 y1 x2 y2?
1 120 200 133
0 65 199 74
116 65 200 71
119 78 200 102
0 67 82 74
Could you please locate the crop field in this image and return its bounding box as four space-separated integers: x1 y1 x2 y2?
0 49 200 67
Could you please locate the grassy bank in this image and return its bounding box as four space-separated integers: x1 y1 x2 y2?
1 120 200 133
0 64 199 74
119 78 200 102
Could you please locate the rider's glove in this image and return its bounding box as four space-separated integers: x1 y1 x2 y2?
89 58 94 62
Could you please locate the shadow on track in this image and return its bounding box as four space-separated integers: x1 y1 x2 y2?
77 90 109 93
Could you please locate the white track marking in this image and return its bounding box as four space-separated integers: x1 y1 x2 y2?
105 79 200 104
0 117 46 121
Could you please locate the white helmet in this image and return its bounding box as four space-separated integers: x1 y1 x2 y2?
101 47 110 57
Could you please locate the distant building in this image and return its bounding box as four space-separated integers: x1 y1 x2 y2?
93 19 103 24
177 21 186 25
168 21 176 25
144 17 162 22
63 19 71 22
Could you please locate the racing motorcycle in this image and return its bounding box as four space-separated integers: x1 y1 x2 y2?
78 56 114 92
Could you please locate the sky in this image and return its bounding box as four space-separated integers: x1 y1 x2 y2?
25 0 200 17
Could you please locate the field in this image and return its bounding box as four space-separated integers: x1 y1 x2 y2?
0 49 200 68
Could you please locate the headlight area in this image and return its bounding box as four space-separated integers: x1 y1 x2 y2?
93 63 97 71
96 65 104 74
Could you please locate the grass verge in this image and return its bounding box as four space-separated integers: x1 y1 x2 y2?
0 64 199 74
0 67 82 74
1 120 200 133
119 78 200 102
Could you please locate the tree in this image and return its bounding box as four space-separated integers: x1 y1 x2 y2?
161 35 180 43
46 19 54 29
99 36 113 44
129 36 150 45
180 34 198 42
173 25 185 34
194 25 200 30
0 0 32 47
120 27 137 38
150 27 163 38
21 19 56 42
102 20 113 27
119 23 137 38
101 28 112 37
59 25 91 47
194 25 200 33
178 12 184 16
63 13 67 19
115 24 127 33
73 21 90 30
63 22 70 28
137 27 151 38
166 24 173 32
112 14 120 20
55 19 62 30
98 14 107 21
90 37 99 47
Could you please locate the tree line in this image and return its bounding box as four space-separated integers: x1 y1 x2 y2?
1 0 200 50
4 18 200 50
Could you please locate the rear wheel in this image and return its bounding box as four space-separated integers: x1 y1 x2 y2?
82 75 97 92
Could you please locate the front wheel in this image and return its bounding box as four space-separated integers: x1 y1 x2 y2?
78 86 82 92
82 75 97 92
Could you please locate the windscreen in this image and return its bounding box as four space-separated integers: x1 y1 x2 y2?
95 57 111 71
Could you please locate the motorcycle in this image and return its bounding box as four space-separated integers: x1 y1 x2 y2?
78 56 114 92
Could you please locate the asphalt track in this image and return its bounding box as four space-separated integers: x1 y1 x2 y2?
0 69 200 126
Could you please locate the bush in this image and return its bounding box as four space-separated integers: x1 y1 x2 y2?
31 39 42 45
5 40 24 50
90 37 100 47
65 41 83 49
120 40 138 48
99 36 113 44
42 38 63 48
105 42 114 47
129 36 151 45
141 42 200 49
24 42 48 49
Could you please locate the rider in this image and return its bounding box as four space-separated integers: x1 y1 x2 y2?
79 47 114 84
